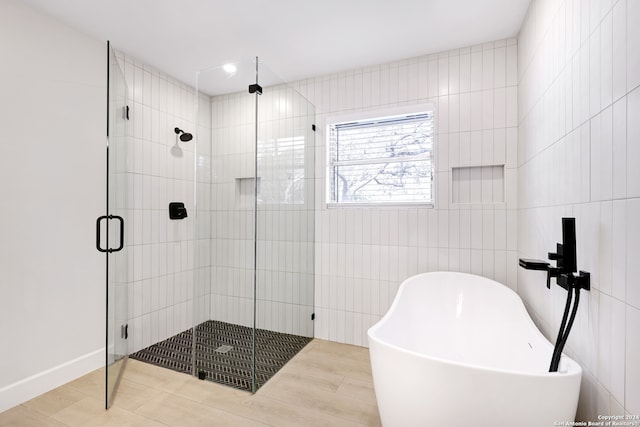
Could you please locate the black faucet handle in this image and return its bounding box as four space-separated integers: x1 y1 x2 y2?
562 218 577 273
547 267 560 289
548 243 564 261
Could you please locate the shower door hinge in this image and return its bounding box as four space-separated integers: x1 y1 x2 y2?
248 83 262 95
121 324 128 339
122 105 130 120
311 313 315 321
312 124 316 132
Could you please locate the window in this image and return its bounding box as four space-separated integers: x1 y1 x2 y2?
326 105 434 206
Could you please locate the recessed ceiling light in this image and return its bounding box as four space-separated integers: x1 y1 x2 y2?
223 63 237 74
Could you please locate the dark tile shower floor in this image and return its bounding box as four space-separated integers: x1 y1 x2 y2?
129 320 312 391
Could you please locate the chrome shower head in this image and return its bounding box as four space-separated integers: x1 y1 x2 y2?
174 127 193 142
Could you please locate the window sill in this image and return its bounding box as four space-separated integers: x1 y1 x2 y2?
325 202 434 209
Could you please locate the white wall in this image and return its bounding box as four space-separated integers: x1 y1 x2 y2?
518 0 640 419
0 0 105 412
290 39 520 346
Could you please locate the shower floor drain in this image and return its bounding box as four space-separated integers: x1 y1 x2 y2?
215 344 233 354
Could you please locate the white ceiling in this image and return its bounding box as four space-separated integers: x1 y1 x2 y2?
22 0 530 95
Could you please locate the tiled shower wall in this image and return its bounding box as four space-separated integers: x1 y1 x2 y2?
290 39 520 346
518 0 640 419
206 91 255 329
116 52 210 354
207 87 316 336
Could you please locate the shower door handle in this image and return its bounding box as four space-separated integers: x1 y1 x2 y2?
96 215 125 253
96 215 108 253
110 215 124 252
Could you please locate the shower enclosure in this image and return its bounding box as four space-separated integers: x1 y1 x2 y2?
104 52 316 401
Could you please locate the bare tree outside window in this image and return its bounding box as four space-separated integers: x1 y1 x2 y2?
328 111 434 205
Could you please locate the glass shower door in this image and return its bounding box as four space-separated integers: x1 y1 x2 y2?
102 41 129 409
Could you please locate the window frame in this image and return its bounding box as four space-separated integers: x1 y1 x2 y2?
325 103 435 208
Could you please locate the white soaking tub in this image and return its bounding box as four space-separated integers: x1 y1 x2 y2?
368 272 581 427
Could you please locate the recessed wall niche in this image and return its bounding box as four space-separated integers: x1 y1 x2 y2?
452 165 505 204
235 177 260 208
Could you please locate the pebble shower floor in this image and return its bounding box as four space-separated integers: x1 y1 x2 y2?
129 320 312 391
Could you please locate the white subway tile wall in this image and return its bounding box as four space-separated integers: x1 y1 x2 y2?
518 0 639 419
207 90 255 329
288 39 519 346
116 52 206 354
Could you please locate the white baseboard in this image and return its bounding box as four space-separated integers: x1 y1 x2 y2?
0 348 104 413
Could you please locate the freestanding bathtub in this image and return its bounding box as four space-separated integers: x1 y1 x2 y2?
368 272 581 427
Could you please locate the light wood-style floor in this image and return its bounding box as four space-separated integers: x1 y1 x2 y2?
0 339 382 426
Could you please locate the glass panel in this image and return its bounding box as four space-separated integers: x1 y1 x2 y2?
193 58 315 393
254 62 315 391
194 59 258 391
121 53 198 388
106 42 129 409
